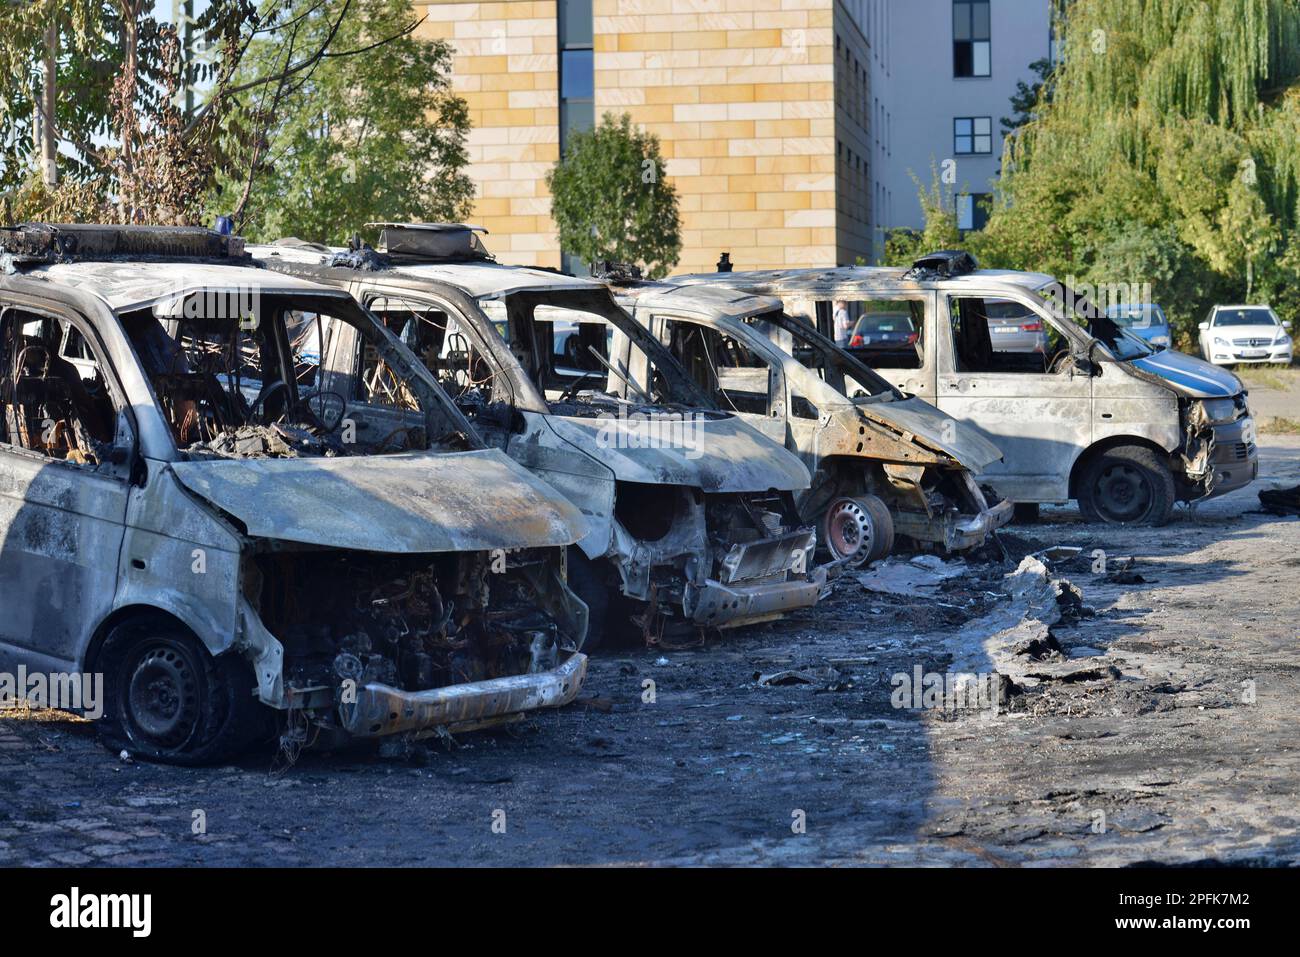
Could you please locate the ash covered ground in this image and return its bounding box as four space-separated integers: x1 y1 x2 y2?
2 437 1297 867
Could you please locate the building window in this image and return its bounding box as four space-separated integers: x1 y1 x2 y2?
956 192 991 232
953 0 990 77
559 0 594 154
954 116 992 154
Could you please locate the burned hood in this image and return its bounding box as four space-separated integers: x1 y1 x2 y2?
544 411 810 492
855 396 1004 471
170 449 586 553
1128 350 1241 398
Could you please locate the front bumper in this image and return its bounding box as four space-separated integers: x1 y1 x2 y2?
337 652 588 738
890 468 1014 551
893 497 1013 551
684 564 827 628
1203 417 1259 498
1207 346 1292 365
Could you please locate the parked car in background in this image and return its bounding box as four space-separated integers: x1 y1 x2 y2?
1199 305 1293 366
846 310 919 366
1106 302 1171 349
0 224 592 764
983 298 1049 354
252 226 826 649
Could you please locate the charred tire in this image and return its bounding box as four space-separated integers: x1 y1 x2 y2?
856 494 896 562
568 547 611 652
821 497 872 567
1012 502 1040 525
1076 445 1176 527
97 616 264 766
821 494 894 566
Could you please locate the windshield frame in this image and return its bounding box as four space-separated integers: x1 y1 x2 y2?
128 290 482 459
482 285 721 413
739 306 901 403
1032 281 1155 361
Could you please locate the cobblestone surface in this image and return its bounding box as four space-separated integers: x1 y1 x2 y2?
1 438 1297 867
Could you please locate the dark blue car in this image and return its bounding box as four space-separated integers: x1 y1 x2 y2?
1105 303 1171 349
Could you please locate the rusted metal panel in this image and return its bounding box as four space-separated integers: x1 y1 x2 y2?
685 567 827 628
338 652 588 737
170 449 585 553
613 282 1006 551
542 411 810 493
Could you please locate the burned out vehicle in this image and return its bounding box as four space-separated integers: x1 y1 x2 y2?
611 278 1010 564
675 253 1258 525
0 224 590 764
251 225 824 647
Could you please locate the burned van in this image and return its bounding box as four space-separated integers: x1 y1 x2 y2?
674 253 1258 525
611 278 1010 564
251 225 825 647
0 224 589 764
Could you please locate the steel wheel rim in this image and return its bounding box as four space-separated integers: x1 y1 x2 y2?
124 642 201 749
1095 463 1152 522
826 498 874 563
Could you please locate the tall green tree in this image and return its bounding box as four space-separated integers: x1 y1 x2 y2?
215 0 474 242
973 0 1300 343
546 112 681 278
1 1 428 229
0 1 253 222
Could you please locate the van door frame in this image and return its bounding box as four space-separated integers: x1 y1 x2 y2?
933 289 1094 501
0 296 138 668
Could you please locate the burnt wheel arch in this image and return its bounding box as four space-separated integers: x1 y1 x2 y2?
1068 436 1175 500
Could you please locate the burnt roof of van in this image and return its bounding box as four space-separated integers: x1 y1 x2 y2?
8 259 347 313
610 278 782 319
251 241 608 299
0 223 249 268
669 266 1058 295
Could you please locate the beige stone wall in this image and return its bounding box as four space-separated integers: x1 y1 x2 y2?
421 1 562 268
593 0 836 273
425 0 842 274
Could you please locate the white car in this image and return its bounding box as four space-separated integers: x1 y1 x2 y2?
1199 305 1293 366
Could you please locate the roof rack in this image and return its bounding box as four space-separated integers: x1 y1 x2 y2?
589 260 643 284
0 223 247 270
365 223 494 263
903 249 977 281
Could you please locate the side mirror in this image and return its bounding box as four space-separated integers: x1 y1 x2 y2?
1284 320 1292 331
107 445 131 465
1198 321 1209 331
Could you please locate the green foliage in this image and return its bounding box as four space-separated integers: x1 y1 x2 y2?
0 1 255 223
0 0 114 190
0 174 111 227
930 0 1300 347
881 167 962 266
546 112 681 279
1001 57 1057 138
216 0 474 243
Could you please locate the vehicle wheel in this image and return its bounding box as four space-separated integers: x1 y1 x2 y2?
98 616 263 766
856 494 896 562
1077 445 1175 526
1012 502 1040 525
821 495 893 566
821 497 871 567
567 546 611 652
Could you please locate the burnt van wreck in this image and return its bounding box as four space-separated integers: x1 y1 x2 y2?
253 225 827 647
0 224 590 764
